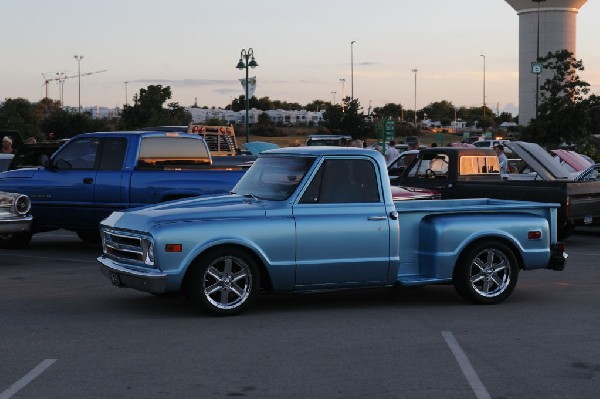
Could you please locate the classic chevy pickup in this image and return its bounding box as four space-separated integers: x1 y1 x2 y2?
0 131 246 249
98 147 566 315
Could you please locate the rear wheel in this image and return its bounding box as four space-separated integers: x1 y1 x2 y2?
453 241 519 304
189 247 259 316
0 232 33 249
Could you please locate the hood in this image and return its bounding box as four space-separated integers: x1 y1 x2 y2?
0 168 38 179
550 149 591 172
102 194 269 232
504 141 571 181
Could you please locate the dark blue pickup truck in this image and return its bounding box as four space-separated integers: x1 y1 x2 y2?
0 131 247 249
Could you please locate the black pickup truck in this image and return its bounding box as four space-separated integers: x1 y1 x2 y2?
392 141 600 237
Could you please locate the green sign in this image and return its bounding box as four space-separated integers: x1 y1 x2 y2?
384 120 395 141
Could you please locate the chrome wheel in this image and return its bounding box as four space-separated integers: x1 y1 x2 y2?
468 248 512 298
203 255 253 310
454 241 519 304
190 247 259 315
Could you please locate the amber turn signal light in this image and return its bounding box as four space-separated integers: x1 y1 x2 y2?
165 244 183 252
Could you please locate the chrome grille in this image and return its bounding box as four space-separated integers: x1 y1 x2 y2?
102 229 145 263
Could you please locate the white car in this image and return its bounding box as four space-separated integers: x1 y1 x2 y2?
0 191 32 248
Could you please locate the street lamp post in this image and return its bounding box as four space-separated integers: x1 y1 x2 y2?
533 0 546 119
331 91 337 104
480 54 486 119
73 55 84 113
124 81 129 106
351 41 356 99
236 48 258 144
411 68 418 125
340 78 346 112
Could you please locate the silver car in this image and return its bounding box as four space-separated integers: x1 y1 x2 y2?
0 191 32 241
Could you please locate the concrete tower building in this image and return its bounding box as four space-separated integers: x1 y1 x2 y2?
505 0 588 125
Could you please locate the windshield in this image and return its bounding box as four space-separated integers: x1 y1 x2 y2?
232 155 315 200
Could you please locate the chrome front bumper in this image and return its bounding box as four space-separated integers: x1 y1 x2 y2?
98 256 167 294
0 215 32 234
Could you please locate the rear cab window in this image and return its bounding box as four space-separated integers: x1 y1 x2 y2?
136 137 211 170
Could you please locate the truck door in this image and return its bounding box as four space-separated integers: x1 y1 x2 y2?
293 158 391 288
93 137 129 222
32 137 100 229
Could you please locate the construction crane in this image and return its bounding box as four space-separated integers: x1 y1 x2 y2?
41 69 107 104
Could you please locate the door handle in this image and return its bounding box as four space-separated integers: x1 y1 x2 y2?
368 216 388 221
83 178 93 184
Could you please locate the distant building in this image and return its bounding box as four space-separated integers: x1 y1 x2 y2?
185 107 324 126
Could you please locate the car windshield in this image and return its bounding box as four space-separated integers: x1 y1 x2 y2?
231 155 315 201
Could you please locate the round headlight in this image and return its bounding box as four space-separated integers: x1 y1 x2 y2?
14 195 31 215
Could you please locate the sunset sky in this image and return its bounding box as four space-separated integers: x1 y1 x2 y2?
1 0 598 116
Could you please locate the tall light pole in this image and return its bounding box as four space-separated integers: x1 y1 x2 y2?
73 55 84 113
236 48 258 143
480 54 486 119
350 41 356 99
124 81 129 106
56 72 66 106
411 68 418 125
340 78 346 112
533 0 546 119
331 91 337 104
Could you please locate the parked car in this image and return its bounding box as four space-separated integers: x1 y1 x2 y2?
473 139 511 148
0 191 32 240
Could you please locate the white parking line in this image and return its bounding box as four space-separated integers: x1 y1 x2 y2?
442 331 491 399
0 359 57 399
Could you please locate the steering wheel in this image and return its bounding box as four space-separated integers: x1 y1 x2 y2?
425 168 436 179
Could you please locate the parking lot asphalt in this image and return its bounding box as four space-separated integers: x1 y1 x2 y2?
1 229 599 398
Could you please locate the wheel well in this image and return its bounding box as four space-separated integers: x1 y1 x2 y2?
181 244 273 295
456 237 524 273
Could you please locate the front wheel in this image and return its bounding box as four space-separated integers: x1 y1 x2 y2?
453 241 519 304
189 247 260 316
0 232 33 249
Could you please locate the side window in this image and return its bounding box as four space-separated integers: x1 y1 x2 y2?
53 138 99 170
299 159 380 204
98 138 127 170
407 152 449 178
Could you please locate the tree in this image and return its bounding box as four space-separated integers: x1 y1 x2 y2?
421 100 456 122
372 103 403 120
305 100 330 112
0 98 39 138
119 85 191 129
523 50 591 147
323 97 365 137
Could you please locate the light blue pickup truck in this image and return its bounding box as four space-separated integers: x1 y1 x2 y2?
98 147 566 315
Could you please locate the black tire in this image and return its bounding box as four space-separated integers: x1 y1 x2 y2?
76 230 101 243
453 240 519 304
189 247 260 316
0 232 33 249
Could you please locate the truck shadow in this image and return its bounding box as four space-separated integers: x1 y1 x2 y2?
101 285 468 318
